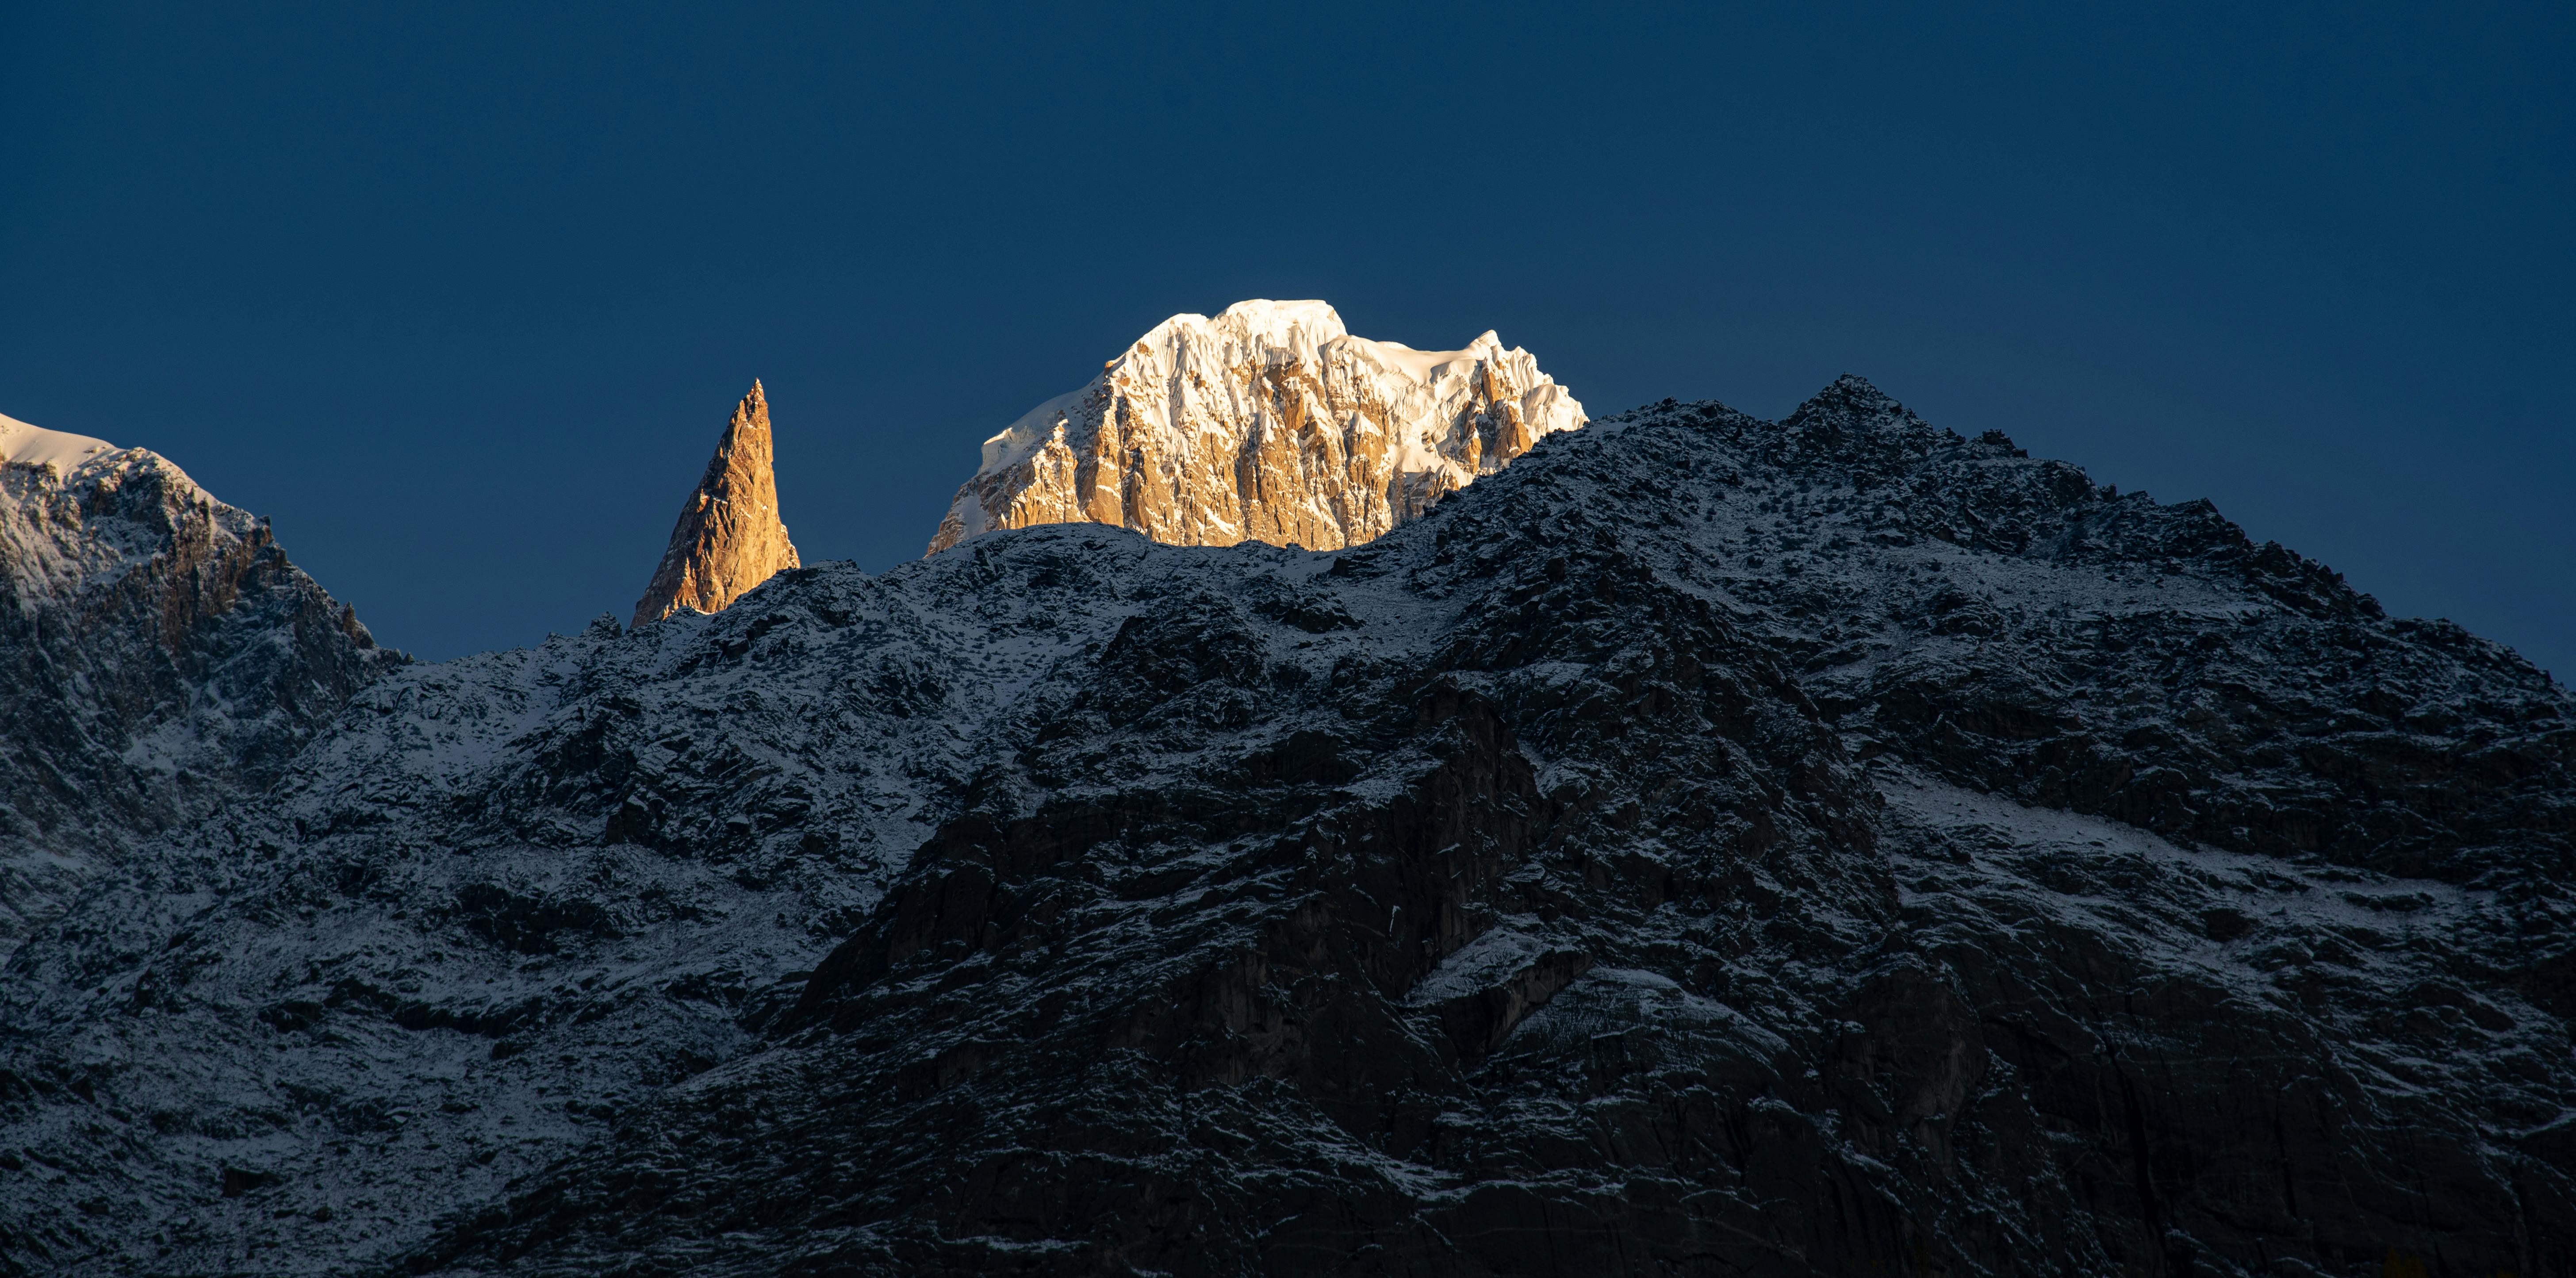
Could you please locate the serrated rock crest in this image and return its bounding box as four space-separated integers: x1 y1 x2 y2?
632 381 801 628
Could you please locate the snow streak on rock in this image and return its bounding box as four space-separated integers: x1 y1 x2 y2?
632 381 801 629
925 299 1585 555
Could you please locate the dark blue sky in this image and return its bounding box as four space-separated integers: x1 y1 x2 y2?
4 3 2569 672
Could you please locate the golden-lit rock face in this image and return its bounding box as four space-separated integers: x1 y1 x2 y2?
632 381 801 628
926 300 1585 556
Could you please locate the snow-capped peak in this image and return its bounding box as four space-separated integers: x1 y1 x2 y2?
928 300 1585 555
0 411 116 473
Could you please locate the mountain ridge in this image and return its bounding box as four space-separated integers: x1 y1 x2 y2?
0 377 2568 1275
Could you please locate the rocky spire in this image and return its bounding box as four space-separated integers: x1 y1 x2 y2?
631 381 800 629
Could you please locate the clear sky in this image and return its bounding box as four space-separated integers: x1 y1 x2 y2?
3 3 2568 674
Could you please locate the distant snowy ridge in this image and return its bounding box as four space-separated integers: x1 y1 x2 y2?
926 299 1585 554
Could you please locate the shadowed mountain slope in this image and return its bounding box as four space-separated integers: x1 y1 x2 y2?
0 418 399 955
2 380 2568 1277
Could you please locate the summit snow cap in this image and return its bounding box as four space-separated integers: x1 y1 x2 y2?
631 380 801 629
925 299 1585 555
0 411 116 474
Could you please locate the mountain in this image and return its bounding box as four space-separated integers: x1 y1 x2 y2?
0 411 399 955
631 381 801 629
925 300 1586 555
4 379 2569 1276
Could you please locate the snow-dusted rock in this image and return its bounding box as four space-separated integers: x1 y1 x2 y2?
4 380 2571 1277
0 412 399 952
632 381 801 629
925 300 1585 555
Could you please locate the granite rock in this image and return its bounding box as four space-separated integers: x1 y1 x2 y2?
632 382 801 629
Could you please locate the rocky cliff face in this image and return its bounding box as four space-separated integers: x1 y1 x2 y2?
631 382 801 628
926 300 1585 555
3 382 2570 1277
0 412 399 955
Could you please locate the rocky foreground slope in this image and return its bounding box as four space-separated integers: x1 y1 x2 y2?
926 300 1585 555
3 380 2572 1276
0 413 398 954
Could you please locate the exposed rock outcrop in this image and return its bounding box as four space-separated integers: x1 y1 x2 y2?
925 299 1585 554
0 411 399 953
631 381 800 628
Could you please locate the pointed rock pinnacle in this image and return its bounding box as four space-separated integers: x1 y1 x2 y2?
631 380 801 629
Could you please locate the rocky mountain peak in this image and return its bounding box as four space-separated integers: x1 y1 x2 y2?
1802 370 1898 411
630 380 801 628
0 410 397 952
924 299 1586 555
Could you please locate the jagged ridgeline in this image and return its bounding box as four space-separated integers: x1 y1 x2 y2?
927 300 1587 555
0 375 2571 1277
